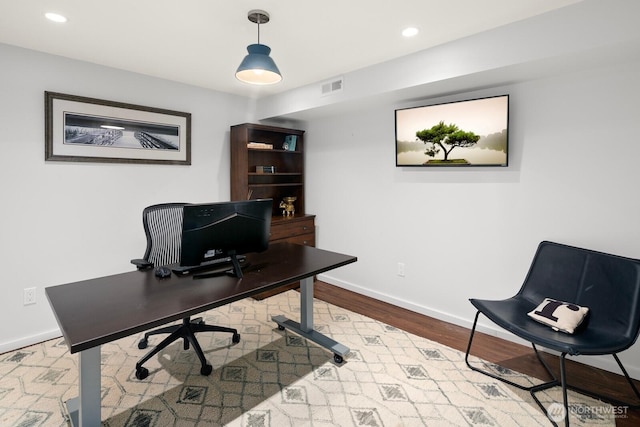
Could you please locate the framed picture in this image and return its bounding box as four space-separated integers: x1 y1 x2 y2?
395 94 509 167
45 92 191 165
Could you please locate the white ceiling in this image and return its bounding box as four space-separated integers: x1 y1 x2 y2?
0 0 581 99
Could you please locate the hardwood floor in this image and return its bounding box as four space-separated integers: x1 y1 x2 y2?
312 281 640 426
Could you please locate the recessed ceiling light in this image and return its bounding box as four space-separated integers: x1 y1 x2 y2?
45 12 68 23
402 27 419 38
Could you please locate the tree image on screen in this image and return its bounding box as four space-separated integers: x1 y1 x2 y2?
416 121 480 164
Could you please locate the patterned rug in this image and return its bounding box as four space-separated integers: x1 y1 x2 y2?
0 290 614 426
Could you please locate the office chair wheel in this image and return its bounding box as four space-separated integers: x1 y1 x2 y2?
135 367 149 380
200 364 213 376
232 333 241 344
138 338 148 349
334 354 344 364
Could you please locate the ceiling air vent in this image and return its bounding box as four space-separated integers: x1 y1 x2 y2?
321 77 343 96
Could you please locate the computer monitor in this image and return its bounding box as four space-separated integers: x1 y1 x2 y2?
180 199 272 278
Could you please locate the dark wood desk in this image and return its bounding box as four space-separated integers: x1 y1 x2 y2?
46 243 357 427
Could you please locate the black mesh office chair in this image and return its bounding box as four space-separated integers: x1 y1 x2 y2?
131 203 240 380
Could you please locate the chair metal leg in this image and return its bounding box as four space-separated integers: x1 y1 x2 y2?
532 343 556 380
466 310 640 426
558 353 640 410
559 353 570 427
614 353 640 405
465 311 557 391
466 313 564 424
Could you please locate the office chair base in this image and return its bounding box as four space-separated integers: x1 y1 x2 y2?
135 316 240 380
465 311 640 427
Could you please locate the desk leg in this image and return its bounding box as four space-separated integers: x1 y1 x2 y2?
300 276 314 332
66 345 101 427
272 277 350 362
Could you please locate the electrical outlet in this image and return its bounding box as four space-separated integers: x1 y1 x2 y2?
397 262 405 277
24 287 36 305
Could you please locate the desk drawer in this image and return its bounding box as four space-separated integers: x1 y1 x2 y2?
254 215 315 301
273 232 315 247
270 217 315 241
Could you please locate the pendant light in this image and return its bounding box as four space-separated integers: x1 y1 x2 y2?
235 10 282 85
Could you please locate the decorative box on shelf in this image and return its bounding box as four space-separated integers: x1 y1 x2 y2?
255 165 276 174
282 135 297 151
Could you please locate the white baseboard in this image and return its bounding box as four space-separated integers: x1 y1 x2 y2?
317 273 640 381
0 329 61 354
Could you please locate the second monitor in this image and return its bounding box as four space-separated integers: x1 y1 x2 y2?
180 198 272 278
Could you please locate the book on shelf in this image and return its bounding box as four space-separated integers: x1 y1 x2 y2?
247 142 273 150
255 165 276 174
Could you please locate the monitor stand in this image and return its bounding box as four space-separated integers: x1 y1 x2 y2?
228 251 244 278
191 255 250 280
170 254 247 276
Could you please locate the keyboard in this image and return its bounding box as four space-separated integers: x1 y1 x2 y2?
170 255 246 276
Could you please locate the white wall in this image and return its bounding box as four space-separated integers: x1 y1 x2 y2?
257 0 640 123
306 59 640 378
0 44 251 351
3 0 640 383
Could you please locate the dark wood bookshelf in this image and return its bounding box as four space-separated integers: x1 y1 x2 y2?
231 123 314 299
230 123 306 215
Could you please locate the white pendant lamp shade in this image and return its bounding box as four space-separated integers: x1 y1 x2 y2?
235 10 282 85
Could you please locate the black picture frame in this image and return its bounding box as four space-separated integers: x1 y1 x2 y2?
45 92 191 165
395 94 509 167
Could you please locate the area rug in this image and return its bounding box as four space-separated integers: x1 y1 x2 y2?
0 290 614 426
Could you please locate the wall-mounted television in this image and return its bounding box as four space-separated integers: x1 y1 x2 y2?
395 94 509 167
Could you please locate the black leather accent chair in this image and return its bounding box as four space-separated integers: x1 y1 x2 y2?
465 241 640 426
131 203 240 380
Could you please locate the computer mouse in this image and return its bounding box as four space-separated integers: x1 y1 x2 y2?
154 266 172 278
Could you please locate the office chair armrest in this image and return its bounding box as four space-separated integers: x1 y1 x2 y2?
131 258 154 270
